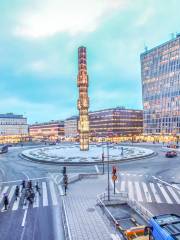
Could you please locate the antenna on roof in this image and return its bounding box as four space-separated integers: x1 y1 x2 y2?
144 43 148 52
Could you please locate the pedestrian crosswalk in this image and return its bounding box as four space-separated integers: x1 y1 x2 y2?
118 179 180 205
0 180 59 213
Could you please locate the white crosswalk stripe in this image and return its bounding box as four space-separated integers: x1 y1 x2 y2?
0 180 60 213
157 183 173 204
142 182 152 202
149 183 162 203
128 181 134 200
166 186 180 204
134 182 143 202
42 182 48 206
120 181 126 192
49 181 58 206
33 192 40 208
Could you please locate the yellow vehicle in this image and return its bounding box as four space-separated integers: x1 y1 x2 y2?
124 226 150 240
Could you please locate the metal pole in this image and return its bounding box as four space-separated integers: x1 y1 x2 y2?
107 142 110 201
102 145 104 174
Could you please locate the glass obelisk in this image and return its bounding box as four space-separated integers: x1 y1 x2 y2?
77 46 89 151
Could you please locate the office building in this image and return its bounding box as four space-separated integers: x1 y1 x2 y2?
141 34 180 140
0 113 28 143
64 116 78 139
89 107 143 140
29 121 64 141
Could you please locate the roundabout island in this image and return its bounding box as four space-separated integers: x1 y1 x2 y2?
21 143 154 165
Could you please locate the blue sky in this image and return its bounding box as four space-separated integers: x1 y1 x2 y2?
0 0 179 123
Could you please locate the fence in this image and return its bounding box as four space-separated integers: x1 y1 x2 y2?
61 198 72 240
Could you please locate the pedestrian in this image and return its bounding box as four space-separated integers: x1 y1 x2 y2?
21 180 26 192
35 182 41 196
15 185 20 200
3 194 9 211
64 174 68 195
28 180 32 189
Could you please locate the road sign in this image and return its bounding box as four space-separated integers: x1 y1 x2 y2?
112 175 117 181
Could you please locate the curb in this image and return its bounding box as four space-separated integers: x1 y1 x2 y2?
19 151 156 166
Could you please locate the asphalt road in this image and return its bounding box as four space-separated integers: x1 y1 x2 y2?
0 143 179 239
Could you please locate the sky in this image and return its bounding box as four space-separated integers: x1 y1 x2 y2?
0 0 179 123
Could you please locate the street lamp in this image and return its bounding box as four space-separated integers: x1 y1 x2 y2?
107 141 110 201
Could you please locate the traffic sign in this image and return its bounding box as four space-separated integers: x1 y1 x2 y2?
112 175 117 181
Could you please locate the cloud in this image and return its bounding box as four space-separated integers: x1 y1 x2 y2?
0 97 72 123
14 0 128 39
135 7 155 26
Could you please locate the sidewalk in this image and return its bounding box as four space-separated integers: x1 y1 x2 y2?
63 175 117 240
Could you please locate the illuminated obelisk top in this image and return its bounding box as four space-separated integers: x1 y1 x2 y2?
77 46 89 151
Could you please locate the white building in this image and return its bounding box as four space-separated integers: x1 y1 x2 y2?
64 116 78 139
0 113 28 143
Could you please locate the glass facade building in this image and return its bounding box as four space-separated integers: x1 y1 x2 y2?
29 121 64 141
141 34 180 137
89 107 143 138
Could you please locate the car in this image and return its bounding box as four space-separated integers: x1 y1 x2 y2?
165 151 177 158
49 142 56 145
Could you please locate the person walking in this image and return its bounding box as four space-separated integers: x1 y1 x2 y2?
64 174 68 195
15 186 20 201
3 194 9 211
21 180 26 192
35 182 41 196
28 180 32 190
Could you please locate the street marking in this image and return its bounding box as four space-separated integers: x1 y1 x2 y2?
12 186 22 211
21 209 28 227
49 181 58 206
8 185 16 203
120 173 124 176
139 175 143 177
120 181 126 192
128 181 134 200
142 182 152 202
33 192 39 208
42 182 48 206
0 186 9 203
167 186 180 204
95 165 100 174
22 172 29 181
58 185 64 195
157 183 173 204
134 182 143 202
149 183 162 203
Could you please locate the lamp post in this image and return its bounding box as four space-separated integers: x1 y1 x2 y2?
107 141 110 201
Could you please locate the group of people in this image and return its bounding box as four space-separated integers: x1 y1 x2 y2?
3 180 41 211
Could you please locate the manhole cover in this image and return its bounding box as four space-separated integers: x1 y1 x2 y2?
87 208 95 212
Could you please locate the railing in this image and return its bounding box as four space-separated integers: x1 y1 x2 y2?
98 191 128 203
61 198 72 240
97 192 120 230
128 199 153 222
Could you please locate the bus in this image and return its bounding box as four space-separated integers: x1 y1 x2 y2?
149 214 180 240
0 145 8 154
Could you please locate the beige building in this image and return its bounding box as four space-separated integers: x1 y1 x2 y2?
29 121 64 141
64 116 78 139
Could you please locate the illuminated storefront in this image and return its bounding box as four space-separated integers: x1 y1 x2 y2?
141 33 180 142
29 121 64 141
77 46 89 150
0 113 28 144
89 107 143 142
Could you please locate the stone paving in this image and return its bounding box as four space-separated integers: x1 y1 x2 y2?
63 175 116 240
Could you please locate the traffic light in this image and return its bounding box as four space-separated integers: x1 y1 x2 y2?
62 166 66 175
112 166 116 175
